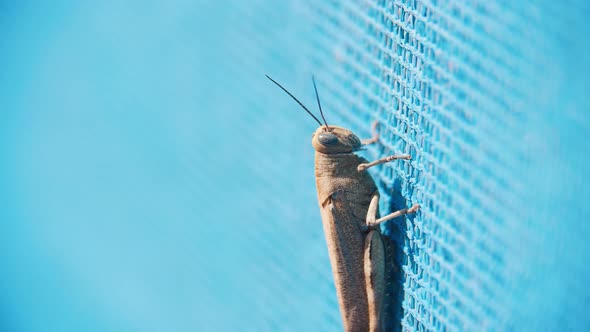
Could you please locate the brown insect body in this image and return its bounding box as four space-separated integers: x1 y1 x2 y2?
266 75 418 332
313 126 385 331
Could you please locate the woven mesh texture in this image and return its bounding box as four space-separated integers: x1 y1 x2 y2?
1 1 589 332
304 0 590 331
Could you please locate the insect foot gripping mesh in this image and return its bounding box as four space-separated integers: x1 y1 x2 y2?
301 0 590 331
267 75 419 332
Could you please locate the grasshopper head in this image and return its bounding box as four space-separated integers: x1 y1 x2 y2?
265 75 360 154
312 126 362 154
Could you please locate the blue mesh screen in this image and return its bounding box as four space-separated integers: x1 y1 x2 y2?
1 1 589 331
305 1 590 330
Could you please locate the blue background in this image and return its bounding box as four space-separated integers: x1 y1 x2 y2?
2 1 589 331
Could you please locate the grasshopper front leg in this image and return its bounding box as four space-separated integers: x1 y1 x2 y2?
362 121 381 145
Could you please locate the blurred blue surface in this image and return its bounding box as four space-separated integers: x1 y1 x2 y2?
1 1 590 331
1 1 329 331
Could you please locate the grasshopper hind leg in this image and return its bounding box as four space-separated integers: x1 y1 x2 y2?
364 229 386 332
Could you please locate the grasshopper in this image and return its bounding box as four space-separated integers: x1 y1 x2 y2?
266 75 419 332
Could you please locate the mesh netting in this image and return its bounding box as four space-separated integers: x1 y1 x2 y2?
2 1 589 331
301 0 590 331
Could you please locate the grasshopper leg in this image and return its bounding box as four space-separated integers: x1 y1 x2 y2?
364 194 419 331
364 229 386 332
365 192 379 228
357 154 411 172
361 120 380 145
369 204 420 227
366 193 420 228
364 192 385 332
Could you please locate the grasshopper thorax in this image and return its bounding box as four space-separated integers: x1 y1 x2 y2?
312 126 362 154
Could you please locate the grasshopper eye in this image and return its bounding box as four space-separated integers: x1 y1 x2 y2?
318 132 338 146
348 135 361 147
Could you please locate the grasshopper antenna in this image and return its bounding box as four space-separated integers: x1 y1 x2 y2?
265 74 323 127
312 76 329 130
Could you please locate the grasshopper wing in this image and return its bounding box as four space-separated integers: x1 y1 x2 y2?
320 190 369 331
